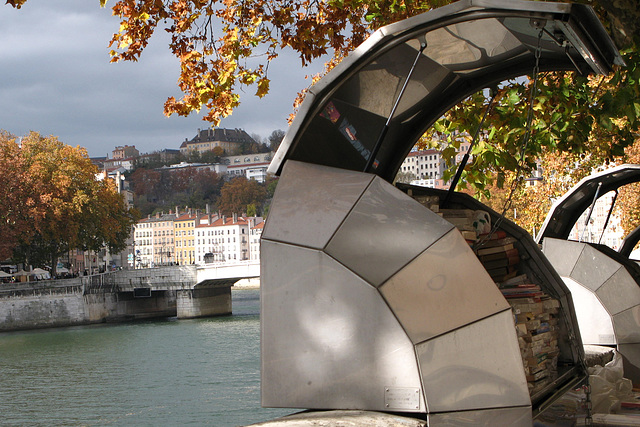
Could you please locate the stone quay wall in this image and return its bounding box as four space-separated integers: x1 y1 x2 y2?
0 268 231 332
0 279 103 331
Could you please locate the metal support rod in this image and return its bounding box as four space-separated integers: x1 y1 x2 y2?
579 182 602 242
442 87 498 208
599 189 618 245
364 39 427 172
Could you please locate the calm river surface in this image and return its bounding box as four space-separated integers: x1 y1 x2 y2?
0 288 294 426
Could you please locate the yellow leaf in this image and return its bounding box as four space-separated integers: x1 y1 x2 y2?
256 78 270 98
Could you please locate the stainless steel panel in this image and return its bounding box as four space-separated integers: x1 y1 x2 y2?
380 229 509 344
261 240 424 411
262 161 374 250
423 18 522 75
613 306 640 344
325 176 453 287
416 310 530 413
427 406 532 427
571 244 621 292
542 238 584 277
563 277 616 345
596 266 640 315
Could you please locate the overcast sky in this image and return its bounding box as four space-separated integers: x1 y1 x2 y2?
1 1 324 158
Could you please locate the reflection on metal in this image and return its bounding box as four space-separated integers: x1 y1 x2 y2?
416 310 530 412
261 234 424 411
262 0 622 423
427 406 532 426
262 163 530 415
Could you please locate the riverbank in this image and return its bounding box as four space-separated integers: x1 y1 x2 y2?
0 271 235 332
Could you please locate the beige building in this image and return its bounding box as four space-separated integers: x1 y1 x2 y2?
180 128 255 156
133 212 177 268
174 211 198 265
112 145 139 159
152 214 177 266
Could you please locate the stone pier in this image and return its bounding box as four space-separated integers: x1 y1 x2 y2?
177 285 232 318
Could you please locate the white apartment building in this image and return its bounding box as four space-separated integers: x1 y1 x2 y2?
399 149 447 180
195 214 264 264
133 220 154 268
222 152 273 183
399 137 472 184
249 221 264 261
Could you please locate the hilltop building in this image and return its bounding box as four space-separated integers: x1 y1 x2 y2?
157 161 227 175
180 128 255 156
112 145 139 159
103 157 135 172
222 152 273 183
138 149 181 166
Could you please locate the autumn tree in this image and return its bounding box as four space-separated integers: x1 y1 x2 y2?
130 167 163 201
468 148 607 237
613 141 640 237
218 176 267 216
268 129 286 152
4 132 137 272
0 131 42 260
130 165 222 216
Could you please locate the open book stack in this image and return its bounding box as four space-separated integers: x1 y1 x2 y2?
437 209 479 243
500 274 561 395
474 231 520 282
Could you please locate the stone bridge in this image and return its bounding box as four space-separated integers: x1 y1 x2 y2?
89 261 260 291
0 262 260 332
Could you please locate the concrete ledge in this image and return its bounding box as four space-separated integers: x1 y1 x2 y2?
248 410 426 426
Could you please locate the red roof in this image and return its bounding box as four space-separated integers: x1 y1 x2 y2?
175 213 198 221
211 217 248 226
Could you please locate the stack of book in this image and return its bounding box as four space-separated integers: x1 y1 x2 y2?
438 209 477 235
474 232 520 282
501 275 560 396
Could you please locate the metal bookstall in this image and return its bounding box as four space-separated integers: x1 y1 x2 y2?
538 165 640 385
261 1 623 424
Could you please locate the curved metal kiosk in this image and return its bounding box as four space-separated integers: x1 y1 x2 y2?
261 1 622 424
539 165 640 385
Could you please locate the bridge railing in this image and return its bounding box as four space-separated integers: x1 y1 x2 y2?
0 277 84 298
81 273 118 294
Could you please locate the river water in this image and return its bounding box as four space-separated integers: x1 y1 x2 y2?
0 289 294 426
